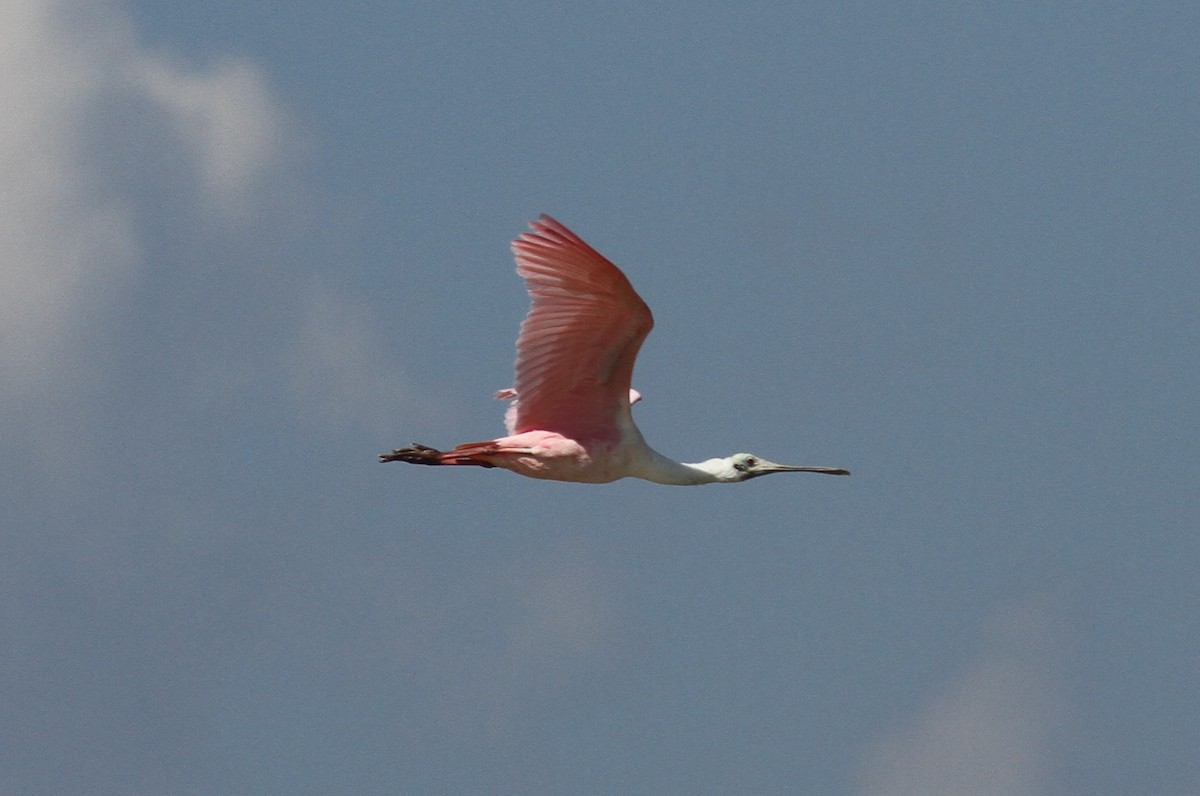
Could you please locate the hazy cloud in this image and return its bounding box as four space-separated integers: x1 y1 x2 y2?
0 0 286 399
855 600 1068 796
418 539 619 736
135 54 288 220
1 0 137 395
287 279 422 437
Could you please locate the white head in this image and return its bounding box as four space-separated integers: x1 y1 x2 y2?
696 453 851 483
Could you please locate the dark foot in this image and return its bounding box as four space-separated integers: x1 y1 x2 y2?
379 443 443 464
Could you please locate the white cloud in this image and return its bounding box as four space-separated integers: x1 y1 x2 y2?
135 53 289 220
0 1 137 395
855 600 1067 796
0 0 287 399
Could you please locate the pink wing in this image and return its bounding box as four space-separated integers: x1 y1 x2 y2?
509 215 653 444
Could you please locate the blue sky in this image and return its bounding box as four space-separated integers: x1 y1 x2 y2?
4 1 1198 793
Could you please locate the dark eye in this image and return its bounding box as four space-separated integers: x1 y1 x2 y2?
745 457 757 467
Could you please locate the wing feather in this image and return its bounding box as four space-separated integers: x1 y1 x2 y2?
509 215 653 443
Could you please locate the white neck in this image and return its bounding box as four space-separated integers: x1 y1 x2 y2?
631 450 734 486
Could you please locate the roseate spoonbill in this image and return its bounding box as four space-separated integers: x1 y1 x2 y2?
380 215 849 484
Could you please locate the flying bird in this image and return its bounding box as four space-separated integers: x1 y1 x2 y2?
380 215 849 485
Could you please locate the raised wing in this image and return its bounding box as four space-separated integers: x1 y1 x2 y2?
509 215 653 443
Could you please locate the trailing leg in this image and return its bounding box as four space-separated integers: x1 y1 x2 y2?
378 442 499 468
379 443 444 464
